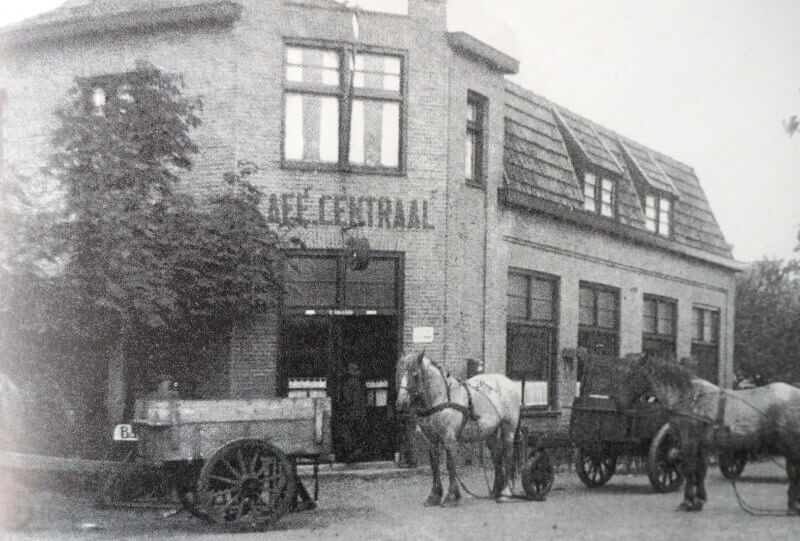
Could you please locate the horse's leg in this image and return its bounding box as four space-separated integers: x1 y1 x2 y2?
678 434 699 512
788 457 800 515
496 422 516 503
487 431 505 498
442 441 462 507
694 444 707 510
425 444 443 507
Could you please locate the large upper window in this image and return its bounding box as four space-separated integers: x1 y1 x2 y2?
644 194 672 237
578 282 619 379
691 306 720 383
283 45 403 172
506 271 558 408
582 172 615 218
465 92 486 186
642 295 676 360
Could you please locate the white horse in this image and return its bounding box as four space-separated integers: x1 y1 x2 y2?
396 351 521 506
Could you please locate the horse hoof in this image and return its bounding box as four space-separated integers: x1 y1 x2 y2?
677 501 702 512
424 495 442 507
441 495 460 508
496 495 512 504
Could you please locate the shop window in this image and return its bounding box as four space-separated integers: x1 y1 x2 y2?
582 172 616 218
642 295 676 360
465 92 486 186
644 193 672 237
506 271 558 408
578 282 619 380
691 306 720 383
284 253 400 311
284 45 404 172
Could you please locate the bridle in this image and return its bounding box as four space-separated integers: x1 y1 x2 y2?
401 355 475 421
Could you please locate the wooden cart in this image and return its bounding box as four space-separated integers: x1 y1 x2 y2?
521 353 683 500
101 396 331 530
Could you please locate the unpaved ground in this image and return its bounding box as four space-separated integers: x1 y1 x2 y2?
6 461 800 540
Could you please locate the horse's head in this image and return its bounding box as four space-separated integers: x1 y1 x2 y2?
613 354 655 409
619 353 695 409
396 350 448 411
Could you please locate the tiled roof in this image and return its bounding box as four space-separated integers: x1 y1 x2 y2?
0 0 240 46
504 80 733 260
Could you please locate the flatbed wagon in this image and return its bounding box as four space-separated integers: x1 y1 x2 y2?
100 396 331 530
521 352 683 499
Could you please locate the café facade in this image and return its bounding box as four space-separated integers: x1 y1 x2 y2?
0 0 741 460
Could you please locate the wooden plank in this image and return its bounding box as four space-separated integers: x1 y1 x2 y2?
134 397 329 425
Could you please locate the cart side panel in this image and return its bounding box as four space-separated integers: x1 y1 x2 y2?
134 397 332 463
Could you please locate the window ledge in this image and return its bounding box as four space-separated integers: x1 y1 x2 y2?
281 161 406 177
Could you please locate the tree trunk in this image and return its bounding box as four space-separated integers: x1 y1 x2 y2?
106 327 127 424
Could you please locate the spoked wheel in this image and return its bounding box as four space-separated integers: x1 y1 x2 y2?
575 447 616 488
197 439 296 530
718 450 747 480
647 423 684 493
521 449 554 501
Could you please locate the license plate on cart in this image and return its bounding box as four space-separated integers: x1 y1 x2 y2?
113 424 139 442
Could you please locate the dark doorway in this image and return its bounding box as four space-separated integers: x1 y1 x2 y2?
281 315 398 462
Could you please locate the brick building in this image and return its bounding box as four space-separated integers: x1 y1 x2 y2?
0 0 741 460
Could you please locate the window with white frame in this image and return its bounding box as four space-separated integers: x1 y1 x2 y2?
506 271 558 408
644 193 672 237
577 282 619 381
284 45 403 171
642 295 676 360
691 306 720 383
583 172 615 218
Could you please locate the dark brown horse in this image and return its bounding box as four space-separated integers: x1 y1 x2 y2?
396 352 521 506
619 356 800 514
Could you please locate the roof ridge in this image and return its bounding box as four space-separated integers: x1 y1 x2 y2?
504 79 697 175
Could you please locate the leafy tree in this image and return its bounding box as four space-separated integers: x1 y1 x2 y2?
43 61 284 424
734 259 800 385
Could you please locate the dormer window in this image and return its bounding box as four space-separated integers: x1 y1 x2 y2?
644 194 671 237
582 172 615 218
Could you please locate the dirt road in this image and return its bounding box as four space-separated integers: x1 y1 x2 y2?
7 460 800 540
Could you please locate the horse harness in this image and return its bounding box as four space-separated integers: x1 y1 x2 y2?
412 363 480 438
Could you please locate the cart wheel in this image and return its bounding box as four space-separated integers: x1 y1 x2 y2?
197 439 297 530
647 423 684 493
575 447 616 488
521 449 554 501
718 450 747 480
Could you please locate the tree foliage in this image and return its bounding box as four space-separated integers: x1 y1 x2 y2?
3 61 286 431
734 259 800 385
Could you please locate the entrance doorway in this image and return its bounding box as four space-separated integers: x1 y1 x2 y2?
281 315 398 462
279 251 403 463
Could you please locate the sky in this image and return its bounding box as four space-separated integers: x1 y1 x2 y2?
2 0 799 263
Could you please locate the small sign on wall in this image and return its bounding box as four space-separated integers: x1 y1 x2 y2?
413 326 435 343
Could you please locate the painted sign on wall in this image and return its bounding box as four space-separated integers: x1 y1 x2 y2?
264 192 435 230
